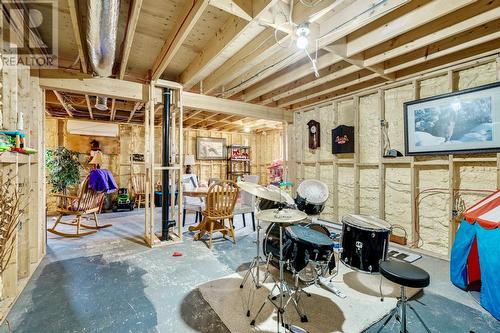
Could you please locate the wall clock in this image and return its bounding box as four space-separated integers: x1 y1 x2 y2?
307 120 320 149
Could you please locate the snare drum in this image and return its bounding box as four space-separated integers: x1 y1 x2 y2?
295 180 329 215
340 214 391 273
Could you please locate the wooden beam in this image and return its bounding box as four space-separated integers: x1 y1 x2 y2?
67 0 96 122
209 0 252 21
385 25 500 74
185 112 221 127
344 0 476 58
260 62 359 105
229 0 408 100
180 0 277 88
119 0 143 80
127 102 142 122
67 0 88 73
151 0 209 80
278 70 379 107
289 76 386 109
85 95 94 119
110 99 117 121
53 91 74 117
182 91 292 122
201 1 337 94
38 69 147 101
243 51 341 102
184 110 204 121
364 5 500 67
323 40 395 80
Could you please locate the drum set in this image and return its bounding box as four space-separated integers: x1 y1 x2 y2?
236 179 393 332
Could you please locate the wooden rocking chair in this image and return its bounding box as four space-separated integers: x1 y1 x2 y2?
48 176 112 237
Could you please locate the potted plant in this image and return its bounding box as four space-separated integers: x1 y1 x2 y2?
46 147 82 206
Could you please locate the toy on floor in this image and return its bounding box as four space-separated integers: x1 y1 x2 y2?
112 188 134 212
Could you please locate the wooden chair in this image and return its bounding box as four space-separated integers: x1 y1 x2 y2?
182 174 204 226
201 180 240 248
48 176 112 237
131 173 146 208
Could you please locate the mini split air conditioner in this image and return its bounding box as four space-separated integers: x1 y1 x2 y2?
66 120 119 137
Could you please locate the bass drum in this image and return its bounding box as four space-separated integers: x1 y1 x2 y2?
263 223 333 270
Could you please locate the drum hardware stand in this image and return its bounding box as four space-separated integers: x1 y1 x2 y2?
251 224 308 331
317 248 347 299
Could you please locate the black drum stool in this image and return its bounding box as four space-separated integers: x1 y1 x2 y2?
377 260 431 333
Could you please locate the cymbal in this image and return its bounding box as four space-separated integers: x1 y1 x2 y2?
237 182 287 203
256 209 307 223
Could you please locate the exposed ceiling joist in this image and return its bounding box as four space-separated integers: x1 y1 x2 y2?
151 0 210 81
53 91 74 117
222 0 408 98
67 0 96 120
119 0 143 80
110 99 117 121
201 0 337 95
127 102 143 122
363 5 500 68
345 0 476 59
279 70 379 107
85 95 94 119
260 62 359 105
180 0 277 89
208 0 253 21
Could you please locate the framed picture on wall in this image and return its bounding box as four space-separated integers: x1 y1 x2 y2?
404 81 500 155
196 137 227 160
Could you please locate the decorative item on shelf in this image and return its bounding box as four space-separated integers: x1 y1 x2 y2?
404 81 500 155
307 120 320 149
226 145 250 181
332 125 354 154
0 130 36 154
184 154 195 174
268 159 283 185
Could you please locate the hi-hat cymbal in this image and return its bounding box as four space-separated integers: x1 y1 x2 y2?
256 208 307 223
237 182 287 203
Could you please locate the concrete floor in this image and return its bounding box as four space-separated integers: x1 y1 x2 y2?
1 210 499 333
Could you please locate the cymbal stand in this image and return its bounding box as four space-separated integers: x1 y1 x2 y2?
251 224 308 331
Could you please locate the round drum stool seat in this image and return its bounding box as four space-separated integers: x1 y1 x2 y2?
380 260 430 289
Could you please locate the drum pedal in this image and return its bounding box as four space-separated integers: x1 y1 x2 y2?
319 277 346 299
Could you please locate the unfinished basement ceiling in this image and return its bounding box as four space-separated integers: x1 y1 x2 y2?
45 91 282 132
29 0 500 118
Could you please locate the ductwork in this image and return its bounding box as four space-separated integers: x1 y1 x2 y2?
87 0 120 77
87 0 120 111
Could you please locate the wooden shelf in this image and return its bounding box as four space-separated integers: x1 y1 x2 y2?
0 152 30 164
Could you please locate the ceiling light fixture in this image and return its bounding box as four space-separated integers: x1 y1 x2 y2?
296 22 310 49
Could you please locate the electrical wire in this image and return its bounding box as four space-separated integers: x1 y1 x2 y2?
217 0 398 95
